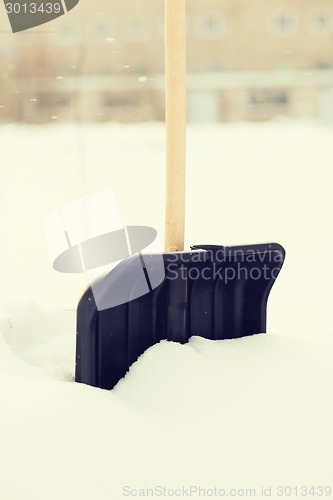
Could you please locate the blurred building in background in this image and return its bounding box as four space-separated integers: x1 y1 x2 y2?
1 0 333 123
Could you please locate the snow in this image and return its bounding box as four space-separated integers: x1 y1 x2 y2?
0 120 332 499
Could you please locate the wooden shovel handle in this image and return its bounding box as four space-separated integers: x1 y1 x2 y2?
164 0 186 252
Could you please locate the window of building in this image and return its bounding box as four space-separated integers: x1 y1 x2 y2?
102 94 140 108
313 60 332 70
122 17 152 43
91 20 117 43
193 12 228 40
53 94 71 108
249 89 289 107
307 9 333 37
32 94 51 108
269 9 299 37
54 22 81 45
34 93 71 109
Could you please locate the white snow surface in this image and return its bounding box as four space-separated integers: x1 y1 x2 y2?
0 120 332 499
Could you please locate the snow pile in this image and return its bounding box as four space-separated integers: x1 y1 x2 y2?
0 333 332 500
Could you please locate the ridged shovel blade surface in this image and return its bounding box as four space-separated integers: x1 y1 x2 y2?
76 243 285 390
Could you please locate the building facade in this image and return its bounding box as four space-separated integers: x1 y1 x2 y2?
1 0 333 123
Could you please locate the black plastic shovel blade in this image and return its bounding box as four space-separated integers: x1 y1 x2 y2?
76 243 285 390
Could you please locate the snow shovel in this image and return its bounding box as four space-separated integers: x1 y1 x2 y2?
75 0 285 390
